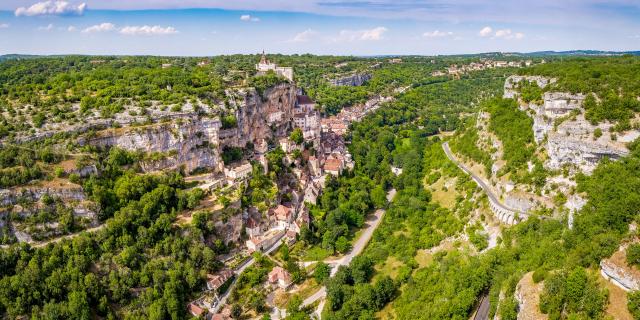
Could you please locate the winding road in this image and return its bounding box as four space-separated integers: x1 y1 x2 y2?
301 189 396 310
442 142 526 215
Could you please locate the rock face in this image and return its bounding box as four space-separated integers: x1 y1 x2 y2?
515 272 548 320
0 184 86 206
503 75 555 99
329 73 372 86
600 254 640 291
504 76 635 173
82 117 224 174
82 83 298 173
223 84 297 148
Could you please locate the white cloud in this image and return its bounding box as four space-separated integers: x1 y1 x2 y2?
333 26 387 42
38 23 54 31
494 29 524 40
479 26 493 37
423 30 453 38
0 23 9 29
119 25 179 36
82 22 115 33
290 29 318 42
67 25 76 32
15 1 86 17
240 14 260 22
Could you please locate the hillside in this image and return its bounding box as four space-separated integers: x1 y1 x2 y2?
1 54 640 320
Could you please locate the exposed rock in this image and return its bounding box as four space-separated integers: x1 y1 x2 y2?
601 247 640 292
546 130 629 173
505 195 535 212
0 184 86 206
81 84 298 174
82 117 224 174
515 272 548 320
329 73 372 87
503 75 555 99
505 75 636 173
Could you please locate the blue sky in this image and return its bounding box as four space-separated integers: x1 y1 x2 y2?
0 0 638 56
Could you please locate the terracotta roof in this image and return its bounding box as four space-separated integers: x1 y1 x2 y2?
207 270 234 290
273 204 293 221
268 266 292 284
324 158 342 172
188 303 204 316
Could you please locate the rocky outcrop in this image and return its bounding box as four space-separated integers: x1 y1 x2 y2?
503 75 555 99
81 116 224 174
600 254 640 291
515 272 548 320
504 75 636 173
329 73 372 86
546 132 629 172
226 84 297 147
81 84 298 174
0 184 86 206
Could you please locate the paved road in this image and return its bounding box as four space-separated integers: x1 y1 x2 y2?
472 295 490 320
442 142 525 215
302 189 395 309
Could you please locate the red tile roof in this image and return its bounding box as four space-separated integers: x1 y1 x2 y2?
188 303 204 317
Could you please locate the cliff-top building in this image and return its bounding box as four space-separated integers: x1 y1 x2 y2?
256 51 294 82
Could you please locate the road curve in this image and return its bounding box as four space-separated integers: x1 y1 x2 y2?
302 189 395 309
442 142 525 215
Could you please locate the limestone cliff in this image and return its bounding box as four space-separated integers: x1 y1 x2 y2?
80 83 298 173
223 83 297 148
504 76 637 173
601 246 640 291
81 116 223 173
329 73 372 86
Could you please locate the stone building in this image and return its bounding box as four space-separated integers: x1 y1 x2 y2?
256 51 294 82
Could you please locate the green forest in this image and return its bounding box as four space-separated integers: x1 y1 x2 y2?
1 54 640 320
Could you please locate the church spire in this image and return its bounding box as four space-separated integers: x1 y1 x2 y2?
260 50 268 65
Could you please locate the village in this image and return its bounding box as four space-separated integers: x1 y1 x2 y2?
184 54 393 320
431 58 538 77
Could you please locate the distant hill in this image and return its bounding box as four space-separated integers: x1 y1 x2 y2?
0 54 43 61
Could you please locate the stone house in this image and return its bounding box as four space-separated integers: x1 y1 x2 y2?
206 269 234 292
271 204 294 230
224 161 252 183
246 229 284 252
268 266 293 289
245 216 261 238
187 302 205 318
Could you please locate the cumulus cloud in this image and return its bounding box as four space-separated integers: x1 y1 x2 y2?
82 22 115 33
333 26 387 42
423 30 453 38
0 23 9 29
494 29 524 40
15 1 86 17
240 14 260 22
479 26 492 37
290 29 318 42
478 26 524 40
119 25 179 36
67 25 76 32
38 23 54 31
